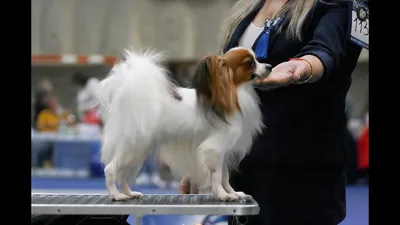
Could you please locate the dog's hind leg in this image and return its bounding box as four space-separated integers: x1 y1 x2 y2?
117 168 143 199
116 158 145 199
104 161 130 201
115 145 149 199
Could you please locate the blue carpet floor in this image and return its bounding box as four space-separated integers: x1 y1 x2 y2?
32 177 368 225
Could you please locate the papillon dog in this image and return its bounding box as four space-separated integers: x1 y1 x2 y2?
98 47 271 201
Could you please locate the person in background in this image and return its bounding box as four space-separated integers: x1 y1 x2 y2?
33 79 54 129
72 72 101 126
36 95 62 133
35 95 62 168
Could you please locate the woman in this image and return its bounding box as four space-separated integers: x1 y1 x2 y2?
181 0 362 225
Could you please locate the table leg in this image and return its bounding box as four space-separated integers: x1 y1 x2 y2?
135 215 143 225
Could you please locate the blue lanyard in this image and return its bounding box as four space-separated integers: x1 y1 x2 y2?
254 17 283 59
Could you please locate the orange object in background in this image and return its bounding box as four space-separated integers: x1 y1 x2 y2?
83 110 101 125
357 125 369 170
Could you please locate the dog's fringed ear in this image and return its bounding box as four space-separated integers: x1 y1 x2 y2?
193 55 239 125
193 56 214 102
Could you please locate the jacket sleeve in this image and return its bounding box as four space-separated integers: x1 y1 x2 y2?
295 2 352 82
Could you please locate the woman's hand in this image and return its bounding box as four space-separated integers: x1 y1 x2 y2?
255 59 311 90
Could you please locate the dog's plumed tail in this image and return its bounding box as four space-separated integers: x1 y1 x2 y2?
99 49 171 165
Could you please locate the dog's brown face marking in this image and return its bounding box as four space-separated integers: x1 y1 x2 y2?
222 48 258 86
192 48 261 124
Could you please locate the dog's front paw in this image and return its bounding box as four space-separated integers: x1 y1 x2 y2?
127 191 143 199
217 193 239 201
234 191 249 199
110 193 130 201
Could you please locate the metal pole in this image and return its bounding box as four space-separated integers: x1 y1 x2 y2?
135 215 143 225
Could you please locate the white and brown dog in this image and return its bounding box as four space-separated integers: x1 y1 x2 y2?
98 47 270 201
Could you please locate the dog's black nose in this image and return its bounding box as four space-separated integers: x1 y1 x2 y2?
251 74 257 79
265 64 272 70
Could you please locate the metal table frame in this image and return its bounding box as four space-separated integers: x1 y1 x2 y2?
32 193 260 225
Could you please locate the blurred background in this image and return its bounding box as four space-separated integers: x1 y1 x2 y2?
31 0 369 224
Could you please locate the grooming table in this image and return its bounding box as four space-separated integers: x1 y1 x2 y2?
32 193 260 225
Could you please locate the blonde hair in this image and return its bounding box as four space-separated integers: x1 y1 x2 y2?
218 0 318 53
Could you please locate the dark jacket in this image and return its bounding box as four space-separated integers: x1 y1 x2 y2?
224 1 362 167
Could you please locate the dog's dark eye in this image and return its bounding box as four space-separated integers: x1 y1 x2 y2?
246 59 254 67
